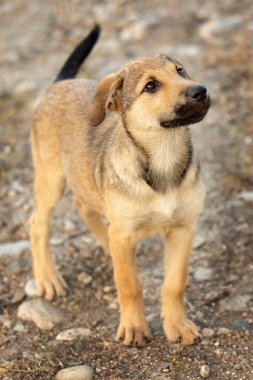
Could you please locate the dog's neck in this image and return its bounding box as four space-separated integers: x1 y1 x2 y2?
121 121 193 192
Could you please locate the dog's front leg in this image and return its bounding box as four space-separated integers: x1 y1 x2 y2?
109 226 151 346
161 226 199 345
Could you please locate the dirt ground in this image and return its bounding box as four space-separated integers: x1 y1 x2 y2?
0 1 253 379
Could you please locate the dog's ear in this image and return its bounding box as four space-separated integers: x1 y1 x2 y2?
90 72 124 126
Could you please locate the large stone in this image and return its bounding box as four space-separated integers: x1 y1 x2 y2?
54 365 93 380
0 240 29 256
17 299 66 330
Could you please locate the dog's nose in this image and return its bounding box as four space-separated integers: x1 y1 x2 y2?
187 85 207 101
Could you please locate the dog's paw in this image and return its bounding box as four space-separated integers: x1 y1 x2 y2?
35 267 68 301
116 316 152 347
163 315 199 346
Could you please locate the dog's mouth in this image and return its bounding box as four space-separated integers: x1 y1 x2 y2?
160 96 211 129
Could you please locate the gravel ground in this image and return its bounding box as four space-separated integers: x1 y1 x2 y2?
0 1 253 379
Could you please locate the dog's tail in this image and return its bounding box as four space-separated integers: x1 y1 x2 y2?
54 25 100 83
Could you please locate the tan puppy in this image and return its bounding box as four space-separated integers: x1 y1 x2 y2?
29 26 210 346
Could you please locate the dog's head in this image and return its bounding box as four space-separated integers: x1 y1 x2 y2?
90 55 210 129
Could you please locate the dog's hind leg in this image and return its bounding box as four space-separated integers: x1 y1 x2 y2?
29 130 68 300
74 197 109 253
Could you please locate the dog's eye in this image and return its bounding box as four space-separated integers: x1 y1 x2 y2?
144 81 157 93
176 67 185 77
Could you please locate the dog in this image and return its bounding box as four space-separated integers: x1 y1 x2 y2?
29 25 210 346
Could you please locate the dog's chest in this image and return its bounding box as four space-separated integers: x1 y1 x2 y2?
133 191 180 234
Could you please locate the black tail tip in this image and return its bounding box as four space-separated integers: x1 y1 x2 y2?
90 24 101 41
93 24 101 34
54 24 101 83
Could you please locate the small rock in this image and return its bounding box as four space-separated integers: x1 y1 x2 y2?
54 365 93 380
202 328 215 338
7 259 27 274
229 320 253 330
56 328 92 341
51 238 66 246
103 285 114 293
0 240 29 256
17 299 66 330
161 361 170 369
193 236 205 249
214 348 223 357
13 322 25 333
200 365 211 378
238 191 253 202
14 80 37 94
1 318 11 329
12 289 25 303
120 21 147 41
199 16 242 40
24 278 37 297
64 219 76 232
196 311 204 320
217 327 230 335
194 267 213 282
108 299 118 309
220 294 251 311
103 294 112 302
77 272 92 285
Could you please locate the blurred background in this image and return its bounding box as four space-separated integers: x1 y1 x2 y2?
0 1 253 379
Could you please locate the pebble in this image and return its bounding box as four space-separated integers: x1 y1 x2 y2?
199 16 242 40
108 299 118 309
202 328 215 338
77 272 92 285
14 80 37 94
229 320 253 330
24 278 37 297
1 318 11 329
214 348 223 357
194 267 213 282
51 238 66 246
161 361 170 369
13 322 25 333
200 365 211 378
0 240 29 256
193 236 205 249
220 294 251 311
17 299 66 330
56 328 92 341
120 21 147 41
54 365 93 380
196 311 204 320
64 219 76 232
103 285 114 293
217 327 230 335
7 259 27 274
238 191 253 202
12 289 25 303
